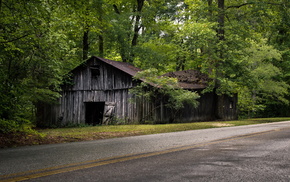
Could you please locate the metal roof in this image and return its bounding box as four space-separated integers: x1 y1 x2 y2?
94 56 142 77
73 57 209 89
163 70 209 89
71 56 142 77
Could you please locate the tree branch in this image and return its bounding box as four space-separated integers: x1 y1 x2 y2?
0 34 30 43
226 2 283 10
226 2 254 9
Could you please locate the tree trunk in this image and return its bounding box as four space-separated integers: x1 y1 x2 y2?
97 0 104 58
113 4 120 14
99 35 104 57
113 4 128 62
213 0 225 89
217 0 225 41
0 0 2 13
83 29 89 60
129 0 144 63
207 0 213 20
132 0 144 47
113 1 144 63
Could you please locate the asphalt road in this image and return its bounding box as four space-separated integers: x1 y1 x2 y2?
1 121 290 181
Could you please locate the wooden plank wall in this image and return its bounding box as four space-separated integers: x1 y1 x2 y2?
149 92 237 123
66 59 134 92
38 57 238 126
51 89 134 124
215 94 238 120
40 58 150 125
151 92 215 123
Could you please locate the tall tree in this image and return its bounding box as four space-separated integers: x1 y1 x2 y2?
109 0 145 62
0 0 65 125
180 0 289 116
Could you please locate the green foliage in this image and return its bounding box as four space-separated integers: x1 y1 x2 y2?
236 40 289 116
61 123 94 128
0 118 35 134
109 117 128 125
180 1 290 118
130 68 200 110
1 0 290 134
0 119 20 134
0 0 69 132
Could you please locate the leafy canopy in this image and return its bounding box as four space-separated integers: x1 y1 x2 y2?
130 68 200 110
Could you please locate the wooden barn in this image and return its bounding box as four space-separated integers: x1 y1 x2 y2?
36 56 237 126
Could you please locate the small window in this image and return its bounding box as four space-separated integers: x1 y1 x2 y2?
91 65 100 78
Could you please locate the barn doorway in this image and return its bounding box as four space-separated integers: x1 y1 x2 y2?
85 102 105 125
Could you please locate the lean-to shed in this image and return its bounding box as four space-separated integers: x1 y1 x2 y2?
36 56 237 126
161 70 238 122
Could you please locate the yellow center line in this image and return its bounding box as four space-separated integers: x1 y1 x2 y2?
0 154 134 179
1 127 289 182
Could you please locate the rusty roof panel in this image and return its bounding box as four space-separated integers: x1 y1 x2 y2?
72 57 209 90
163 70 210 89
94 56 142 77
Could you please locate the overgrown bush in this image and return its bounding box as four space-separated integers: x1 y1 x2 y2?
62 123 93 128
36 122 94 129
130 68 200 120
131 69 200 108
0 118 35 134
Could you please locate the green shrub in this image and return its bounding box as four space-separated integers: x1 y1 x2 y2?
62 123 93 128
109 117 127 125
131 69 200 109
0 118 35 134
0 119 20 133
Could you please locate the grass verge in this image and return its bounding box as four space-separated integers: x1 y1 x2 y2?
1 117 290 148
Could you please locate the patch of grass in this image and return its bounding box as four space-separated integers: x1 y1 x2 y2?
225 117 290 126
1 117 290 148
38 117 290 141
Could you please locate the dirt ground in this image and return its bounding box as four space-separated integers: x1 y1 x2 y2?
0 131 141 148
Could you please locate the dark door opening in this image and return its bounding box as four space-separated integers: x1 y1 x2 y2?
85 102 105 125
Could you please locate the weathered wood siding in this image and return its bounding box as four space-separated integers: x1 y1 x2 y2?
52 90 137 124
152 92 213 123
66 59 135 91
37 57 238 126
149 92 237 123
37 57 152 126
215 94 238 120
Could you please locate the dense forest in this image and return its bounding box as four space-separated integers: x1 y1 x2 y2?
1 0 290 132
